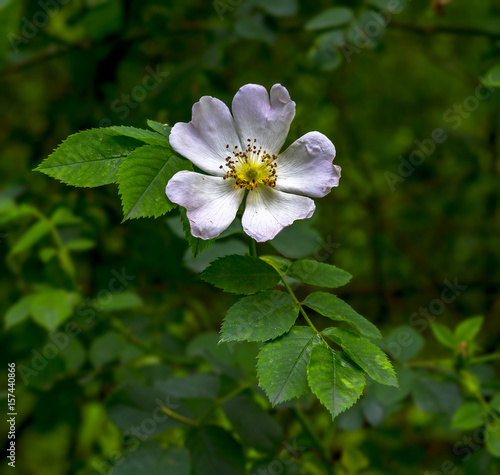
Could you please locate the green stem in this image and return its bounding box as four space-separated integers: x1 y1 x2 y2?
250 240 321 335
161 406 199 427
280 276 320 334
34 210 76 284
293 405 332 474
471 352 500 365
248 241 331 473
249 238 257 257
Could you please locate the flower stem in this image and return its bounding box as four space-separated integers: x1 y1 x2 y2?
280 276 320 333
264 259 322 336
249 238 257 257
245 248 333 471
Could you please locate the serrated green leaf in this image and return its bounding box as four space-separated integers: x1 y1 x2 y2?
260 255 292 275
305 7 353 31
451 402 486 430
220 291 299 342
257 326 320 405
110 442 189 475
4 295 32 330
303 292 381 339
287 260 352 288
323 327 397 387
223 394 283 451
180 208 215 258
30 289 77 331
118 145 192 220
201 255 280 295
110 126 169 146
307 343 365 419
36 129 143 187
147 120 172 137
186 425 245 475
9 219 51 256
430 322 456 349
455 316 484 343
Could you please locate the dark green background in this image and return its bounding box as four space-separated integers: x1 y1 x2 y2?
1 0 499 474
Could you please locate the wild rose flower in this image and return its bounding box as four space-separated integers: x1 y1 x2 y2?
166 84 340 242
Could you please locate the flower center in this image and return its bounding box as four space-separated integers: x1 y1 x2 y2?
220 138 278 191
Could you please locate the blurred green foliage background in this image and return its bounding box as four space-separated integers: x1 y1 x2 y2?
1 0 500 474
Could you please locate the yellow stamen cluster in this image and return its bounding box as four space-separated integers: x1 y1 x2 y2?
220 138 278 191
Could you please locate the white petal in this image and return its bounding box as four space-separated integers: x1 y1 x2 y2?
232 84 295 155
170 96 242 176
166 171 244 239
242 187 315 242
275 131 340 198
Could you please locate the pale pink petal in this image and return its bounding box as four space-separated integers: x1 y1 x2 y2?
170 96 242 176
242 187 315 242
232 84 295 155
275 132 340 198
166 171 244 239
